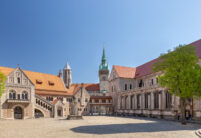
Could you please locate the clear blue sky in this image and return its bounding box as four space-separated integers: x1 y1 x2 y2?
0 0 201 83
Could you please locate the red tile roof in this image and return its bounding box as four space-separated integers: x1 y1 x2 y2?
0 66 67 92
135 58 160 78
113 39 201 79
52 99 59 104
190 39 201 58
113 65 136 79
67 83 100 95
135 39 201 78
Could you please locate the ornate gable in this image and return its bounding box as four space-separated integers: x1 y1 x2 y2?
109 67 118 81
6 67 34 87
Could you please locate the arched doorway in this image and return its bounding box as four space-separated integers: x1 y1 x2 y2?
14 106 23 119
57 106 63 117
35 109 44 118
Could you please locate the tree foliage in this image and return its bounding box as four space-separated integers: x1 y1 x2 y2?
153 45 201 98
0 71 6 98
152 45 201 124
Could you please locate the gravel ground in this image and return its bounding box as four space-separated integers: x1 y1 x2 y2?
0 116 200 138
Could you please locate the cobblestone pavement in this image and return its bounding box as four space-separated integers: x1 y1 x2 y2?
0 116 200 138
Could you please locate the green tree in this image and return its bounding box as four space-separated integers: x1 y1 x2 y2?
153 45 201 125
0 71 6 98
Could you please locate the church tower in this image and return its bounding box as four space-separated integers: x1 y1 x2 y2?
63 62 72 89
99 48 109 94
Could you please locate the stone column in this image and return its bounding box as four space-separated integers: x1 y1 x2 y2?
141 93 144 110
151 92 154 110
148 94 151 110
159 92 161 110
123 96 126 110
128 95 131 110
134 94 137 110
118 95 121 110
161 90 166 110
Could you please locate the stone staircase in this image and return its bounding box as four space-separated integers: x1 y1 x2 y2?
195 129 201 138
35 94 54 118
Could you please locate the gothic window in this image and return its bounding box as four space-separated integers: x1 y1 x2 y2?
22 91 28 100
145 93 149 109
125 84 127 91
102 76 106 81
151 79 154 85
9 92 12 99
24 79 28 85
166 91 172 109
139 80 144 88
17 77 21 84
130 84 132 90
154 92 159 109
10 77 14 83
9 90 16 99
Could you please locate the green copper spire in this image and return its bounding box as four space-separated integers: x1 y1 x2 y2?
99 47 109 70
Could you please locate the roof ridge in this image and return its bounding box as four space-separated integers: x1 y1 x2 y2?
0 66 60 78
113 65 136 69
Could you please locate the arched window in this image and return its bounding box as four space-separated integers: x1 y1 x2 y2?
17 77 21 84
125 84 127 91
9 90 16 99
22 91 28 100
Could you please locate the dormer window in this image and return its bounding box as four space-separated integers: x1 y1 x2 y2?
36 79 43 84
48 81 54 86
17 77 20 84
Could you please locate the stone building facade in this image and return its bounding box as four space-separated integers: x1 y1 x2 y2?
109 39 201 120
0 48 112 119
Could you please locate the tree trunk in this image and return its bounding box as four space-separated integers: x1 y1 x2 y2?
180 98 186 125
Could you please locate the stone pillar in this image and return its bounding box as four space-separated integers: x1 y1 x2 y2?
134 94 137 110
117 95 120 110
161 90 166 110
141 93 144 110
123 96 125 110
159 92 162 110
128 95 131 110
150 92 154 110
148 94 151 110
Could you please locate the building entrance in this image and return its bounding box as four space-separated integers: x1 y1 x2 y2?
14 106 23 119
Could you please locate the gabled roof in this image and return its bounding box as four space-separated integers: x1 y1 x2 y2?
52 99 59 104
112 39 201 79
135 39 201 78
0 66 67 92
67 83 100 95
113 65 136 79
190 39 201 58
135 58 160 78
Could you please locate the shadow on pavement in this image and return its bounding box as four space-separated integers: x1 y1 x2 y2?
71 121 200 135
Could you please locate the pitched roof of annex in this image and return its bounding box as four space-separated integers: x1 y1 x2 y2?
113 39 201 79
113 65 136 79
0 66 67 95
